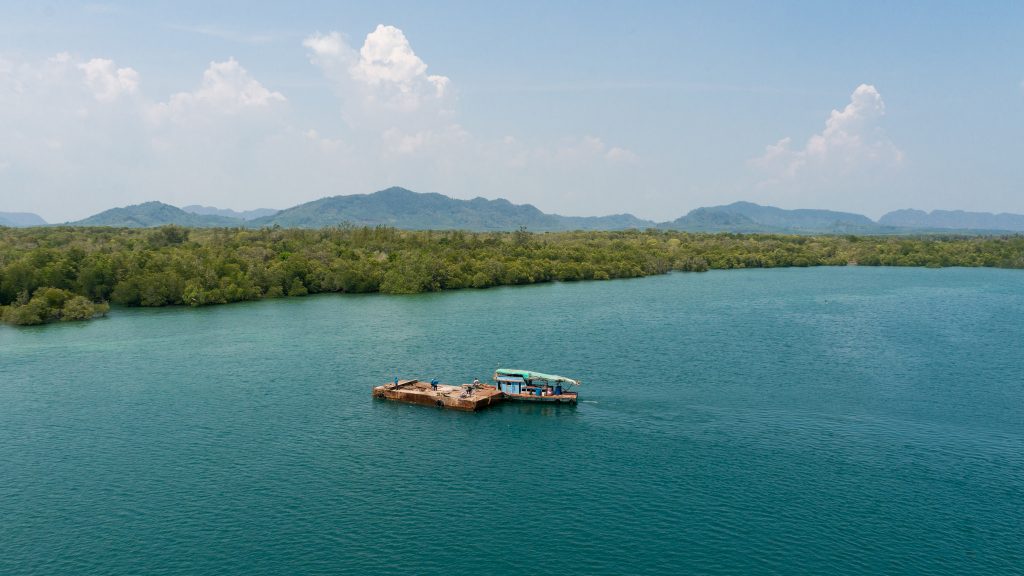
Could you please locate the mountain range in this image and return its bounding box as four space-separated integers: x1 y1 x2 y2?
244 187 652 231
2 187 1023 234
663 201 881 234
72 202 243 228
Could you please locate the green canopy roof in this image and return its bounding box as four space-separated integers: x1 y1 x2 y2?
494 369 580 386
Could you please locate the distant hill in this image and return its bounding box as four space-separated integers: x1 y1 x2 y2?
663 201 880 233
879 209 1024 233
0 211 47 227
72 202 244 228
182 205 278 221
62 189 1024 235
249 187 656 231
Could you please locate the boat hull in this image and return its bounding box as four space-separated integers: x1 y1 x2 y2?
504 392 578 404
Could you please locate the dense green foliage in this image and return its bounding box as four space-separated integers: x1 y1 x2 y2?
0 287 109 325
1 224 1022 325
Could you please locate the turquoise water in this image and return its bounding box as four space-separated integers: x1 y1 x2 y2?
1 267 1022 575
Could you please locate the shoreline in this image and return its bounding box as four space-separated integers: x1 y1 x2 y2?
2 226 1022 326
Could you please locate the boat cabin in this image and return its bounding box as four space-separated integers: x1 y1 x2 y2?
494 368 579 403
496 374 527 395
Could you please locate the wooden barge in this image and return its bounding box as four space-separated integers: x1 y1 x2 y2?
373 369 581 412
373 380 506 411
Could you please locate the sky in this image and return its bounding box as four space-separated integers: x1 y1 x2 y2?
0 1 1022 222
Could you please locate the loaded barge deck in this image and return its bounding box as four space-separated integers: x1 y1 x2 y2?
373 376 578 411
373 380 506 411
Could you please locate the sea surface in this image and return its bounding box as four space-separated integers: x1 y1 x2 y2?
1 267 1022 575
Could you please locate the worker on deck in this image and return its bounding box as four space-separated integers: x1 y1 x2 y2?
394 377 399 386
431 378 438 391
472 377 480 387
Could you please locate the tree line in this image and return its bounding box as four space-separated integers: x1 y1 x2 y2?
1 224 1022 325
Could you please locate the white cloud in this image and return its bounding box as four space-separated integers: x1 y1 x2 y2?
152 58 285 121
753 84 903 179
353 25 450 104
1 38 642 221
78 58 139 102
744 84 906 213
304 25 450 116
298 26 641 216
0 52 152 219
0 52 300 219
303 32 349 59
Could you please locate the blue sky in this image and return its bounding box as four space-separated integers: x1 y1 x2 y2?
1 1 1021 221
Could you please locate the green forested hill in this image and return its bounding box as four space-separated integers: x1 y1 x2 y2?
71 202 244 228
55 189 1024 235
665 202 882 233
248 187 655 230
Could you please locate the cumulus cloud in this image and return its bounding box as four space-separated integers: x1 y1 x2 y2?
1 31 641 221
304 25 450 116
744 84 906 212
299 26 640 216
151 58 285 121
0 52 151 218
303 32 348 59
353 25 450 101
78 58 139 101
753 84 903 179
0 52 302 219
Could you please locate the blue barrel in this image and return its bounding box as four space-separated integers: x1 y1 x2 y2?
555 385 562 395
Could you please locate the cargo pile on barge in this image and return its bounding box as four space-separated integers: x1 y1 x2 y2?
373 369 580 411
373 379 505 411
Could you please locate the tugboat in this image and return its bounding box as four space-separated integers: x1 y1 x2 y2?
493 368 580 404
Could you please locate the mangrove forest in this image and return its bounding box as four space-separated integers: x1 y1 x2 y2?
1 225 1022 325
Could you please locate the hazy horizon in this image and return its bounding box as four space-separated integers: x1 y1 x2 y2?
1 1 1022 222
15 187 1024 227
